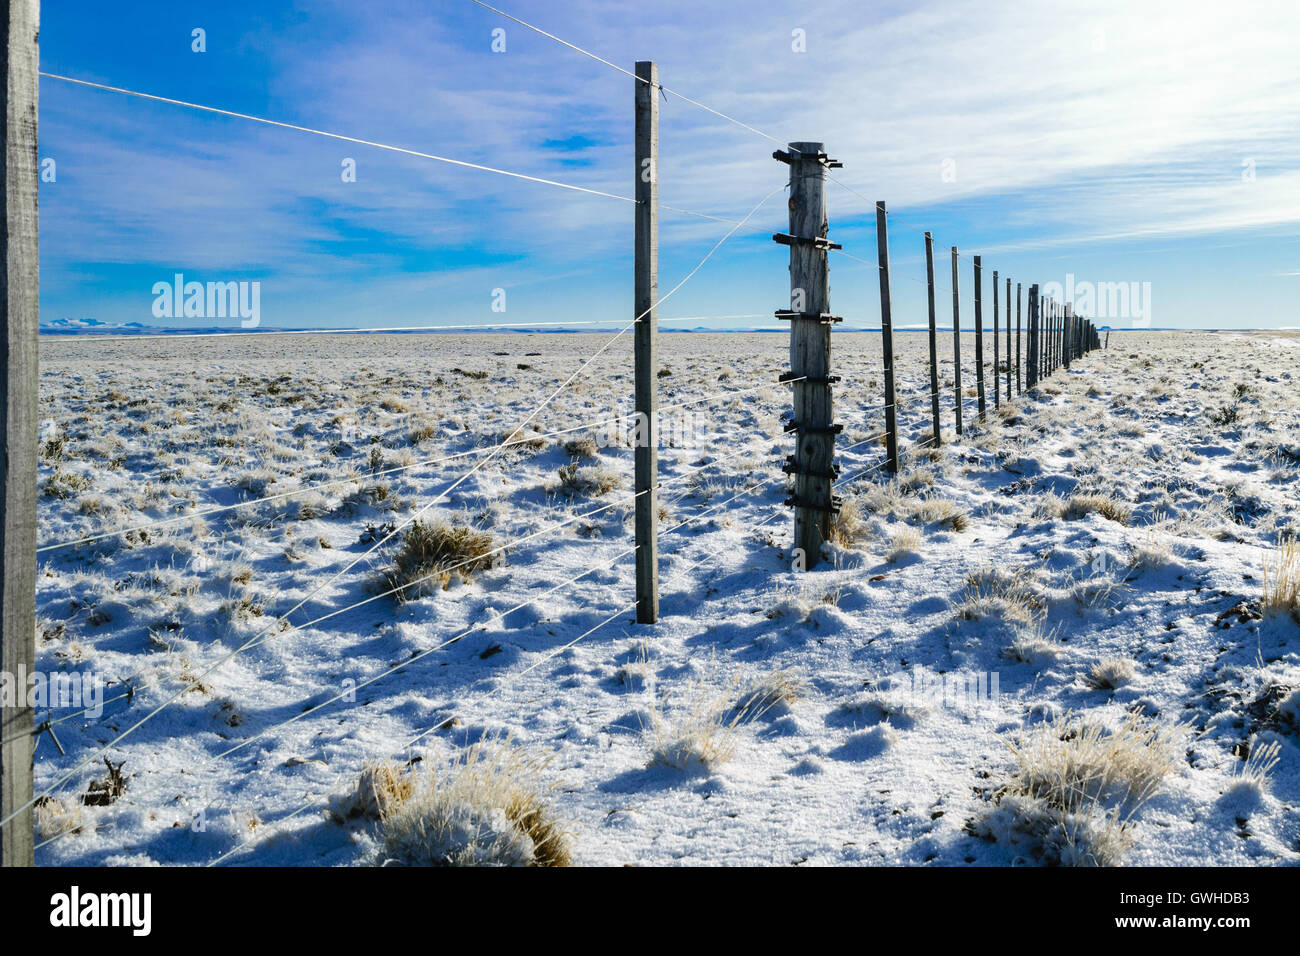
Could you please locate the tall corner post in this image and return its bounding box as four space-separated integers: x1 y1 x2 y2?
1 0 39 869
778 141 838 569
633 60 659 624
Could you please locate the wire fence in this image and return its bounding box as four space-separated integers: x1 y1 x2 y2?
14 0 1104 863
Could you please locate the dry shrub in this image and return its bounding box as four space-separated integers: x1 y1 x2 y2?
972 712 1185 866
1065 493 1131 526
736 669 807 713
1086 657 1136 690
829 497 865 545
376 740 569 867
343 760 416 820
504 429 548 452
911 496 968 531
955 565 1045 629
1262 537 1299 615
35 795 84 841
1226 738 1282 798
886 526 922 562
381 520 497 600
651 674 764 772
553 461 621 497
562 435 599 460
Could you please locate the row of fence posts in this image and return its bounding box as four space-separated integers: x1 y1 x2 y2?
628 85 1108 600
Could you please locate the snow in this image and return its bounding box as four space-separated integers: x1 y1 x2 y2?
28 328 1300 866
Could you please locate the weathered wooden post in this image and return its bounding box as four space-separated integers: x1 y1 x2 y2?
1005 277 1011 401
1026 284 1039 389
633 60 659 623
1043 299 1050 374
1063 302 1071 369
973 256 986 422
992 268 1000 409
1045 299 1053 374
775 142 840 569
950 247 962 437
1 0 39 869
925 232 941 446
1015 282 1022 394
876 202 899 473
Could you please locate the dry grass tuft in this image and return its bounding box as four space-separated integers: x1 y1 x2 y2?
651 674 762 772
562 435 599 460
886 526 922 563
1226 738 1282 797
973 712 1185 866
955 565 1045 629
376 739 570 867
35 795 84 841
381 520 497 600
911 496 969 531
1261 537 1299 615
552 461 622 498
343 760 417 820
1086 657 1136 690
829 497 866 545
736 669 807 713
1065 493 1131 526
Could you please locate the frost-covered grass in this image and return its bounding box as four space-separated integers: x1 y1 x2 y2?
370 740 570 867
29 329 1300 866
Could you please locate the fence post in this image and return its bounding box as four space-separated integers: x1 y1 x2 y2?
1015 282 1022 394
1063 302 1072 369
924 232 940 446
1 0 39 869
777 141 838 570
633 60 659 624
950 246 962 437
1003 278 1013 405
1026 284 1039 388
992 268 1000 409
876 202 899 473
1044 296 1050 378
1045 299 1053 375
973 256 985 422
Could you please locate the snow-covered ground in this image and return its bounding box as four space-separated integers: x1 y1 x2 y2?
28 328 1300 866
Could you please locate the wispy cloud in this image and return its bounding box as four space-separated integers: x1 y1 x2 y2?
37 0 1300 328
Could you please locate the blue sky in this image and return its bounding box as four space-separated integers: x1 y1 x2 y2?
39 0 1300 331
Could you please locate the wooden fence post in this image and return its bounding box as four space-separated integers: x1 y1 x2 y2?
1015 282 1022 394
1063 302 1072 369
876 202 899 473
1 0 39 869
1003 277 1013 403
1045 299 1053 375
973 256 985 422
924 232 940 446
1043 296 1049 379
992 268 1000 409
950 247 962 437
776 141 839 569
633 60 659 624
1026 285 1039 388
